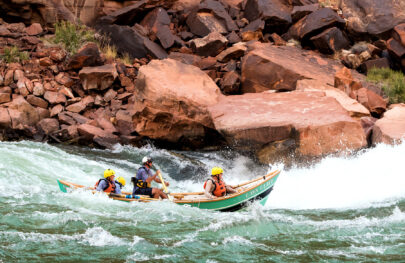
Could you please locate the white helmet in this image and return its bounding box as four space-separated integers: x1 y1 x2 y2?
142 156 152 164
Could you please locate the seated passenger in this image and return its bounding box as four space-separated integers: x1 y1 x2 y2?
95 169 123 194
204 167 236 199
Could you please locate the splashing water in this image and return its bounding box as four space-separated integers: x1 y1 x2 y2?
0 141 404 262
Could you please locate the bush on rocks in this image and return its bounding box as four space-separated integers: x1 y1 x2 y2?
53 21 95 54
367 67 405 104
0 46 29 63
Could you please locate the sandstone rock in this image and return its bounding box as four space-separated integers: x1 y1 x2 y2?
291 4 318 22
8 96 40 129
67 42 103 70
287 8 345 45
116 110 136 135
372 104 405 145
44 91 67 104
393 23 405 47
269 33 286 46
208 91 367 159
25 23 43 36
39 57 53 67
227 31 241 44
244 0 292 34
26 95 48 109
186 12 228 37
79 64 118 90
17 78 30 97
296 79 370 118
353 88 387 117
77 123 119 148
241 42 361 93
310 27 350 54
168 52 202 66
216 43 247 63
104 89 118 102
4 70 14 86
95 24 168 59
141 7 176 49
0 107 11 128
360 58 390 74
33 82 45 96
220 71 240 94
14 69 24 82
0 93 11 104
37 118 59 135
96 116 117 133
198 0 238 32
190 32 228 57
334 67 362 96
387 38 405 59
66 101 86 113
133 58 223 146
360 116 377 144
49 48 67 62
0 87 11 94
55 73 74 87
50 104 64 117
340 0 405 38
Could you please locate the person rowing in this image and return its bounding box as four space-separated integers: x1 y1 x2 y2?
131 156 169 199
204 167 236 199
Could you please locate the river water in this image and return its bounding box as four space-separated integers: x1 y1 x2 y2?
0 141 404 262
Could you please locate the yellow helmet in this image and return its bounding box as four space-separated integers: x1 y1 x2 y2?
116 176 126 187
104 169 115 178
211 167 223 176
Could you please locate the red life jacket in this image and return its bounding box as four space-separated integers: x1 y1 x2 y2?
95 178 116 193
204 178 226 197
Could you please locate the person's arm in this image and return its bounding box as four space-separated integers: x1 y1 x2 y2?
226 184 236 194
144 170 157 184
153 170 170 186
204 180 215 199
115 184 121 194
96 180 107 192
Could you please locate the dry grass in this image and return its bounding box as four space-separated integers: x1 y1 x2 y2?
101 44 117 60
319 0 339 8
120 52 133 65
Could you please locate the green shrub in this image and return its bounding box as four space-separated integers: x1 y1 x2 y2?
367 67 405 104
53 21 95 54
0 46 29 63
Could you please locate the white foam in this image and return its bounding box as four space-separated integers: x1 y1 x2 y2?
266 143 405 210
79 227 125 246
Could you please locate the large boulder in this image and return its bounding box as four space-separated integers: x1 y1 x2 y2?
244 0 292 34
208 91 367 162
339 0 405 39
287 8 345 46
141 7 177 49
95 24 168 59
0 107 11 128
133 58 223 147
186 0 237 37
296 79 370 118
241 42 365 93
7 96 40 130
372 104 405 145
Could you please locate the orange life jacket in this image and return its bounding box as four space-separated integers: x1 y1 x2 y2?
95 179 116 193
204 178 226 197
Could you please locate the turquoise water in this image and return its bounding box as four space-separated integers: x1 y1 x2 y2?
0 141 404 262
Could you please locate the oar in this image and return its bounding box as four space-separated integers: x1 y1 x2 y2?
157 170 174 201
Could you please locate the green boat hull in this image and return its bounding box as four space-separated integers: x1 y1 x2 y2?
176 173 279 212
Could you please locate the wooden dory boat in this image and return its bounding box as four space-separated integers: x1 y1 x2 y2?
57 169 281 212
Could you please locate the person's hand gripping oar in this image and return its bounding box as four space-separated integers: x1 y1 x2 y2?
157 170 173 201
